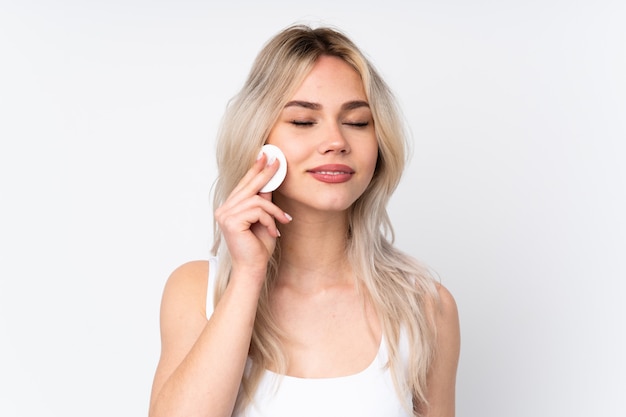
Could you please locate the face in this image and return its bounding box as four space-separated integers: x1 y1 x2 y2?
266 55 378 215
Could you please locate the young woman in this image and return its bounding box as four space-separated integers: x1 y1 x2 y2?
149 24 460 417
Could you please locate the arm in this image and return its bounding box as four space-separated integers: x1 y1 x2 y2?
148 260 265 417
418 284 461 417
149 154 292 417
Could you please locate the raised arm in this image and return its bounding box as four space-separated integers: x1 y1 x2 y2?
148 259 268 417
149 154 292 417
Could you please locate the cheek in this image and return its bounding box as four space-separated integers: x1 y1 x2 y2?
280 141 312 168
364 143 380 174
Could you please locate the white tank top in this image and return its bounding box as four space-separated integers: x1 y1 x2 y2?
206 257 413 417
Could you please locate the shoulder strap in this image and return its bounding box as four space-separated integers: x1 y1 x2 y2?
205 256 218 320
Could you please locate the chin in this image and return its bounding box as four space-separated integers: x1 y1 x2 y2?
305 195 360 213
276 190 358 213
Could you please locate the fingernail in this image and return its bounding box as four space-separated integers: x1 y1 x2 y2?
284 212 293 221
256 150 264 160
276 228 281 237
267 155 276 166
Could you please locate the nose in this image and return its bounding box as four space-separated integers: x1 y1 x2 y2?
318 123 351 154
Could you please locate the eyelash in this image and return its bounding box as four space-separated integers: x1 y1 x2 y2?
290 120 315 126
290 120 369 127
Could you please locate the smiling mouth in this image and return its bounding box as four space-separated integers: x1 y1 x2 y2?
313 170 352 175
307 166 355 183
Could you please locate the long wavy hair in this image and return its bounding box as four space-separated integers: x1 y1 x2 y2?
210 24 439 416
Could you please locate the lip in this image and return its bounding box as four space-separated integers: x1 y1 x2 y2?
307 164 355 183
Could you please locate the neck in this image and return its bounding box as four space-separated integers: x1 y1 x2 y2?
276 209 353 292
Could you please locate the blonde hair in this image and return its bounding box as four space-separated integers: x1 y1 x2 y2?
211 24 439 416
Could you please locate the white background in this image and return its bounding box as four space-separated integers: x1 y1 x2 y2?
1 1 625 416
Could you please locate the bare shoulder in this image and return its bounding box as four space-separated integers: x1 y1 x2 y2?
157 260 211 359
434 283 459 322
150 260 211 408
160 260 210 323
432 283 460 347
163 260 209 296
417 283 460 416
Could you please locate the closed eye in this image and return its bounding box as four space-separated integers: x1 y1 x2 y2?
291 120 316 126
344 121 369 127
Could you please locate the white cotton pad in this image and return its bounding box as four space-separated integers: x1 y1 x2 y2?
259 144 287 192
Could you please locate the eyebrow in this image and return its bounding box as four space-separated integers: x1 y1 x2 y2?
284 100 370 111
342 100 370 111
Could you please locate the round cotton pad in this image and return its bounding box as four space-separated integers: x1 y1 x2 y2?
259 144 287 193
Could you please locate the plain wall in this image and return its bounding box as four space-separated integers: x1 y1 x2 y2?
1 1 624 416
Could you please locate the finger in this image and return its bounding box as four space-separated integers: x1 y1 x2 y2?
250 208 281 239
258 191 272 201
237 195 292 225
221 204 281 241
230 153 267 194
231 154 281 197
217 195 291 233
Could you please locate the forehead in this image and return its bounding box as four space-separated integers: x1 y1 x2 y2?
288 55 367 105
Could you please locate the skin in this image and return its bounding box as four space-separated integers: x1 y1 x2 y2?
148 55 460 417
264 56 382 378
267 55 379 219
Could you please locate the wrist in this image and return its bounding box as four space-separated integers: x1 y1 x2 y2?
229 265 267 291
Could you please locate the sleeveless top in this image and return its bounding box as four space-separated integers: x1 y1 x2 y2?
205 257 413 417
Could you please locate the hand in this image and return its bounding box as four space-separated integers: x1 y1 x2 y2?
214 153 292 278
